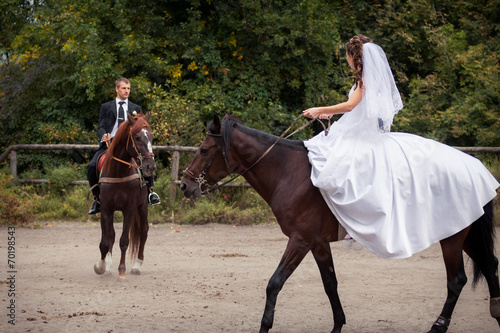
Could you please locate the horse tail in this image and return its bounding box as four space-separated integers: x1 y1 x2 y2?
129 209 141 260
466 200 497 288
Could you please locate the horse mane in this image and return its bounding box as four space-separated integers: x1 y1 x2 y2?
208 114 304 160
102 115 150 174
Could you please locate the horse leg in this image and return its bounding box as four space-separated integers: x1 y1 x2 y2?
94 211 115 275
479 256 500 326
117 214 132 281
312 240 345 333
427 229 469 333
105 222 115 273
259 235 310 333
463 206 500 327
131 205 149 275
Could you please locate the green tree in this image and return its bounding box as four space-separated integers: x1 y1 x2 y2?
0 0 498 176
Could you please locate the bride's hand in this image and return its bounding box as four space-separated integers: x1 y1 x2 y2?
302 107 320 119
319 114 332 120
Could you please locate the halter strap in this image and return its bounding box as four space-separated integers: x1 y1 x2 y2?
109 125 154 169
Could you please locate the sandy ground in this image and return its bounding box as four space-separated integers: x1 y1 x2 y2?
0 222 498 333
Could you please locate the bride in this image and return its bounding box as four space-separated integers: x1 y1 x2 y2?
302 35 499 259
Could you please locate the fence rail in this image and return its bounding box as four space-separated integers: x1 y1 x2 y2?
1 144 499 195
0 144 251 202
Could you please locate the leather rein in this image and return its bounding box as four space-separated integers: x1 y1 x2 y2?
109 126 154 170
183 114 329 196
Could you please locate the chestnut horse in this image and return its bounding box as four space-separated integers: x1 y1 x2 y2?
93 112 156 280
180 114 500 333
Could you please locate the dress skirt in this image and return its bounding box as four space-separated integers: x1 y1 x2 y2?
304 131 499 259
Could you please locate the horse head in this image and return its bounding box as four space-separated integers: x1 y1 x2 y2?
180 114 235 199
126 112 156 177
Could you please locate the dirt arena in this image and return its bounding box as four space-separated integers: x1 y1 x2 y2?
0 222 498 332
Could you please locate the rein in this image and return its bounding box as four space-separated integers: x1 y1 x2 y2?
184 114 330 195
110 126 154 170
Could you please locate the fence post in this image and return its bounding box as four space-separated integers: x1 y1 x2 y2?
10 150 17 180
170 150 180 202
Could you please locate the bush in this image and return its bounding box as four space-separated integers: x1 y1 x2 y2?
176 192 274 225
35 186 93 221
0 173 39 225
46 165 79 196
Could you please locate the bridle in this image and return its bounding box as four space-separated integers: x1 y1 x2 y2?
111 126 154 170
182 114 329 196
182 132 232 195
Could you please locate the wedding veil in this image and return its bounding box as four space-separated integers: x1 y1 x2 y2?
362 42 403 132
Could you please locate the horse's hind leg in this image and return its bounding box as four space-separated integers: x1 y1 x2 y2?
483 257 500 326
463 203 500 327
312 240 345 333
131 205 149 275
464 252 500 326
259 235 310 333
427 229 469 333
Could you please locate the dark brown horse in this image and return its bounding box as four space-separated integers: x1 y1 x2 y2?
180 114 500 333
94 112 156 280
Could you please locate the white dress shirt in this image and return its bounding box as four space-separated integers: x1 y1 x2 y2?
110 98 128 139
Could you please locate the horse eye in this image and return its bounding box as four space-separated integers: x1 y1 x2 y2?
200 147 209 156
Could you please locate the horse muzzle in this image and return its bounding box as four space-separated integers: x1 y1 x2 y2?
179 179 202 200
142 159 156 177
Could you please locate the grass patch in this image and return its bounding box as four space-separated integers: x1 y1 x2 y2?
2 155 499 227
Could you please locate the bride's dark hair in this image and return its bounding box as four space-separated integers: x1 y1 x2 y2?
346 34 372 88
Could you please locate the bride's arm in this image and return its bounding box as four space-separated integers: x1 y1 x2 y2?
303 87 363 119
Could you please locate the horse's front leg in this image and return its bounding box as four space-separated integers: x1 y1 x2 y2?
94 211 115 275
312 240 345 333
428 232 468 333
117 212 133 281
260 235 310 333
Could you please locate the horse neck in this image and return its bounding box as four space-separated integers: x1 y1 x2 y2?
105 140 135 177
229 128 308 205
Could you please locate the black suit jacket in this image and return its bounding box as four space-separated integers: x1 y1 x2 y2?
96 100 141 148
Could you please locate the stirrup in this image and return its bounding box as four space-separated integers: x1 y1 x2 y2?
148 191 161 206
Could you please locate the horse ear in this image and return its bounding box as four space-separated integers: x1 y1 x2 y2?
213 114 221 133
144 111 150 122
127 112 136 125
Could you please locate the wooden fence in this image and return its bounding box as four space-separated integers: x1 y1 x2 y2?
0 144 252 201
1 144 499 200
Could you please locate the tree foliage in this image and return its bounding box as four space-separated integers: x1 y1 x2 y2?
0 0 498 173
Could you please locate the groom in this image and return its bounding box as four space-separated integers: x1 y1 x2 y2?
87 77 160 214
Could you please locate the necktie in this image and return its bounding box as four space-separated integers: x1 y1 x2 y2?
118 101 125 126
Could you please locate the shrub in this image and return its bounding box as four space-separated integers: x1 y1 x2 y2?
46 165 79 196
176 192 274 225
0 173 39 225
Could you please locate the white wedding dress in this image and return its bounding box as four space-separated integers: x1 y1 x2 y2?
304 43 499 259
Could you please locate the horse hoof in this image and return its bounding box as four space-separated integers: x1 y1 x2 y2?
427 325 448 333
94 262 106 275
117 274 127 282
130 268 141 275
331 326 343 333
